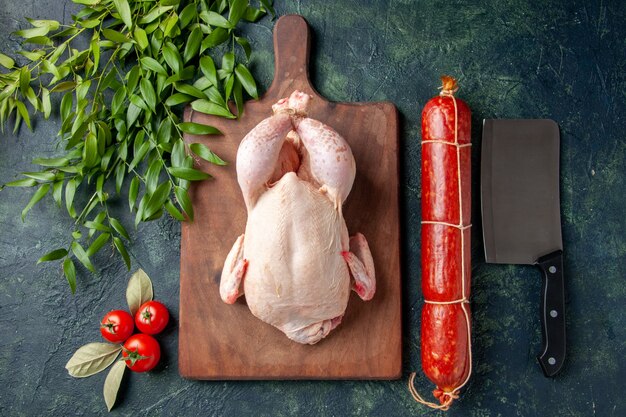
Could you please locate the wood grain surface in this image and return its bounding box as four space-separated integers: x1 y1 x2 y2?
178 14 401 379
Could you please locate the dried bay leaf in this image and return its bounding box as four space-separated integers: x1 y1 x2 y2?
103 360 126 411
126 268 153 316
65 343 122 378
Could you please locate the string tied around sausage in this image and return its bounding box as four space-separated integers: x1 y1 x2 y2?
408 373 460 411
438 75 459 97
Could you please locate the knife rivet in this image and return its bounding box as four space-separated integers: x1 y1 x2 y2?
549 266 557 274
548 357 556 365
550 310 558 318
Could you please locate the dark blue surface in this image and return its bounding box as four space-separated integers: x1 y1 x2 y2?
0 1 624 415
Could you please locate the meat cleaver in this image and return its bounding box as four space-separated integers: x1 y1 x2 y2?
481 119 566 377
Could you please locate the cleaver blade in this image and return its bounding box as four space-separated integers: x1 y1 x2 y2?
481 119 566 377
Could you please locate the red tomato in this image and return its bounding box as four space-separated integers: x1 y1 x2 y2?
122 334 161 372
135 301 170 335
100 310 134 343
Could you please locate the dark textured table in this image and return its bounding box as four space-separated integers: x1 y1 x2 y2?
1 1 624 416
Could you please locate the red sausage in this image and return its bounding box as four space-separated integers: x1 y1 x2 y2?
415 76 472 409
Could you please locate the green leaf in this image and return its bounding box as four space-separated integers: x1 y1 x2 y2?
243 6 265 23
96 174 105 201
204 86 227 107
90 37 100 76
168 167 211 181
65 179 77 218
37 248 68 264
165 93 193 106
87 233 110 257
133 27 149 50
73 0 100 5
174 83 205 99
191 99 235 118
24 86 38 109
200 11 231 28
21 183 50 221
80 18 102 29
14 26 50 39
224 73 234 101
179 3 197 29
135 191 148 227
235 64 258 99
84 133 98 167
190 143 227 165
51 81 76 93
260 0 276 17
115 161 125 194
144 158 161 194
113 237 131 270
15 100 31 131
102 28 130 44
129 141 150 171
128 176 139 212
18 50 45 61
229 0 247 26
139 5 174 24
171 139 185 168
222 52 235 73
199 56 218 87
0 53 15 69
163 42 182 74
41 88 51 119
32 157 69 167
4 178 37 187
234 77 244 117
163 13 179 37
110 218 130 240
235 36 251 60
23 36 53 46
113 0 133 29
84 220 111 233
52 180 63 207
157 118 172 144
111 88 126 115
164 199 185 221
140 57 167 76
178 122 221 135
126 65 140 94
23 171 57 182
174 185 193 221
143 181 172 219
63 258 77 294
184 27 202 63
71 241 96 273
139 79 157 111
130 94 148 111
126 102 142 126
60 92 73 121
201 27 229 50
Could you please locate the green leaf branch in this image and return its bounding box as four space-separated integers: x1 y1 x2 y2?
0 0 274 293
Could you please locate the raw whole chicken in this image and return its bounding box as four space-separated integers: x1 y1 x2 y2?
219 91 376 344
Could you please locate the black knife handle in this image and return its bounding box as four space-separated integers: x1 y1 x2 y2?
536 250 566 377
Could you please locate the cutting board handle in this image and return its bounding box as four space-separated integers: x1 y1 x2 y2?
267 15 315 97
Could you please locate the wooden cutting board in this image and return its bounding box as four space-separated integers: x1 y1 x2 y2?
179 14 401 379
